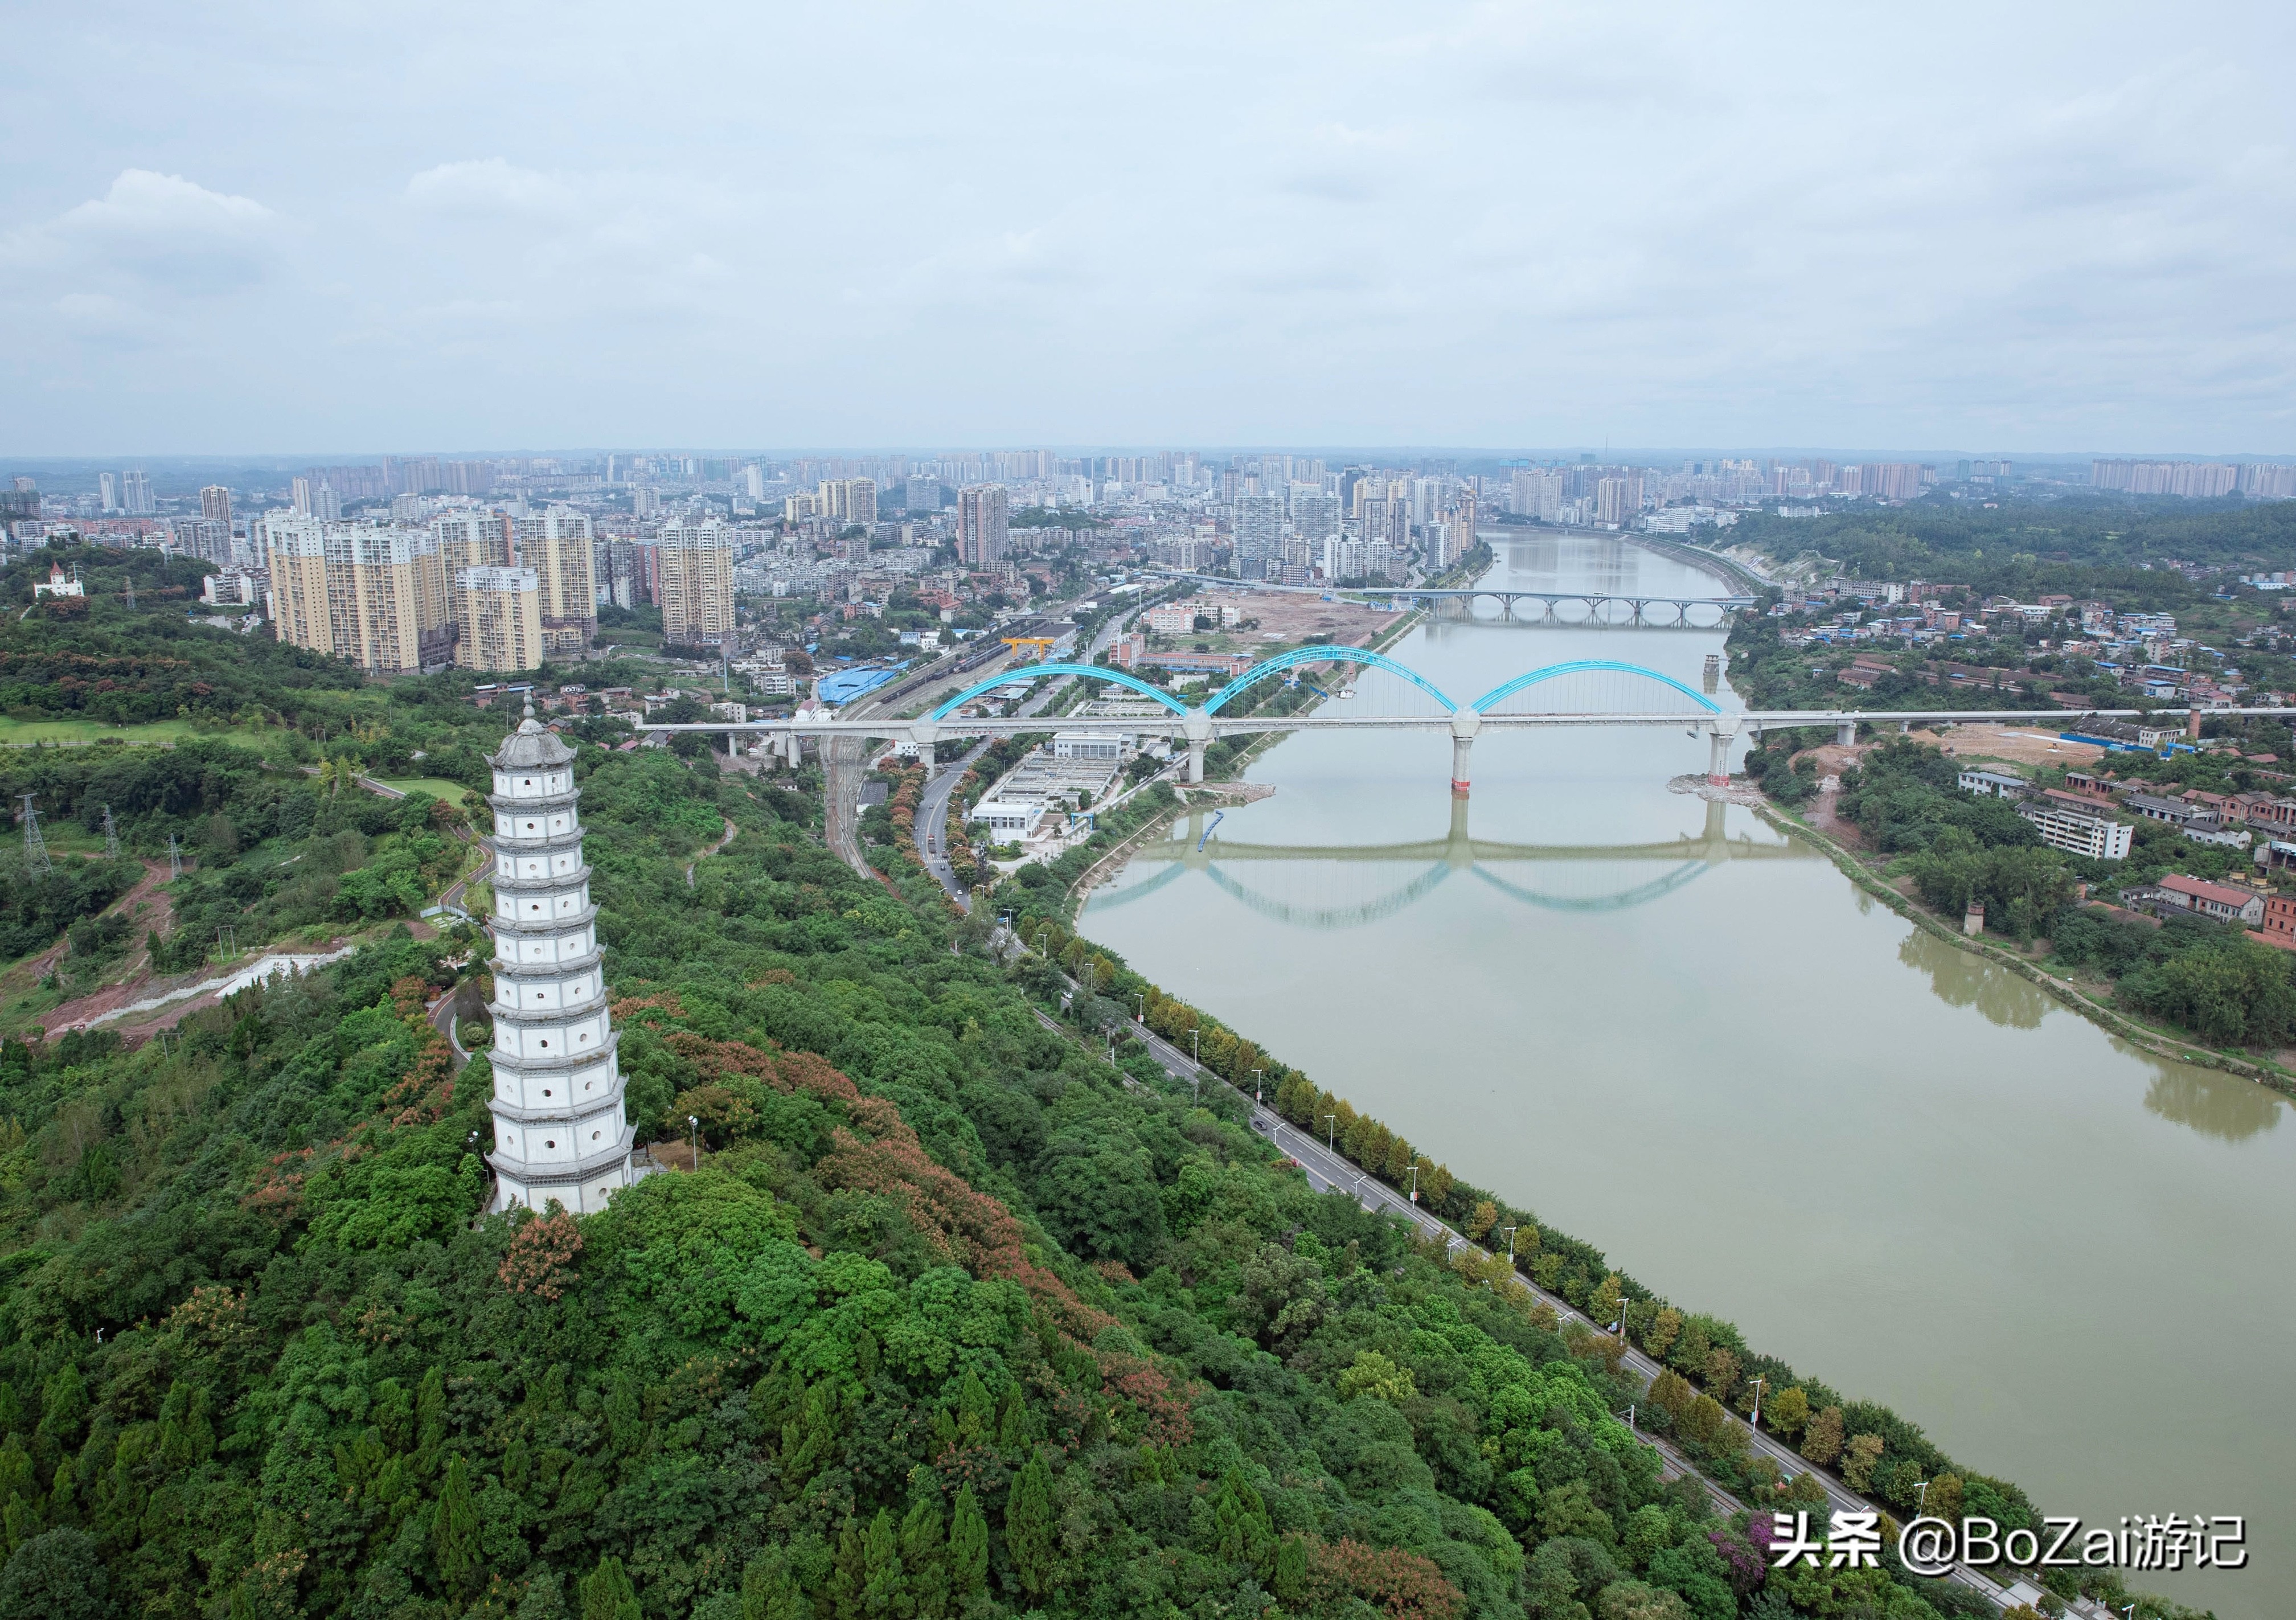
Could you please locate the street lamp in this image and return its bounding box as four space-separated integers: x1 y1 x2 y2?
1408 1158 1429 1204
1134 991 1145 1022
1747 1375 1765 1436
1914 1479 1930 1512
1188 1028 1199 1065
1251 1067 1264 1105
1323 1113 1337 1153
687 1113 700 1166
1500 1225 1519 1266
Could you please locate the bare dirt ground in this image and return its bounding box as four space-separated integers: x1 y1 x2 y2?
1197 594 1404 651
1906 724 2105 769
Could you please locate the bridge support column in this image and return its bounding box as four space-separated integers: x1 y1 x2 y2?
1707 716 1741 786
1835 720 1858 748
910 719 941 781
1182 711 1212 784
1448 708 1482 797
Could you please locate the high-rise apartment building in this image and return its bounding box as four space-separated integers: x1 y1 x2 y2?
171 518 230 563
657 521 737 646
743 464 767 501
1233 495 1283 568
98 473 118 512
434 510 510 571
2091 460 2241 499
956 485 1009 567
817 478 878 527
906 475 942 513
292 476 313 515
1292 493 1340 546
200 485 232 527
454 567 546 671
121 470 154 516
509 506 596 656
264 515 453 675
312 482 343 522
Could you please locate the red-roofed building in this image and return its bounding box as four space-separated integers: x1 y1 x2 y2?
2154 874 2265 925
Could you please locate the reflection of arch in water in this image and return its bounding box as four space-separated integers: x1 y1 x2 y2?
1201 860 1455 930
1085 797 1806 930
1470 859 1711 914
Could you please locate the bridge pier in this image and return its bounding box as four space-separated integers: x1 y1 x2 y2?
1182 712 1212 784
1448 709 1482 797
1835 720 1858 748
910 719 941 781
1707 716 1740 786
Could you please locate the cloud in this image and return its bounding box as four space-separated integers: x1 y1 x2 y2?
404 159 581 224
5 170 278 297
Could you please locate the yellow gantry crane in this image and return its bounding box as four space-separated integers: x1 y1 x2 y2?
1002 637 1058 664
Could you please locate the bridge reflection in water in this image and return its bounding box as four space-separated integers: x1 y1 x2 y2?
1090 795 1817 930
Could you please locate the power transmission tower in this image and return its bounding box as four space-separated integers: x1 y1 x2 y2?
19 797 48 876
168 834 182 879
216 926 236 961
123 576 136 610
101 804 119 859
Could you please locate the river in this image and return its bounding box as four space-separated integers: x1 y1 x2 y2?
1080 533 2292 1617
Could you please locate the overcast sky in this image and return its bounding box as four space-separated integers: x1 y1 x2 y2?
4 1 2293 458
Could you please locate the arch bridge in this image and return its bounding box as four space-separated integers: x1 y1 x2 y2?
639 646 2287 798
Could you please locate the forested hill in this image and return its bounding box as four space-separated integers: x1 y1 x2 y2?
1722 497 2296 603
0 715 2056 1620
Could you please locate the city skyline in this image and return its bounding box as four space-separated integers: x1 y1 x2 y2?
5 3 2295 454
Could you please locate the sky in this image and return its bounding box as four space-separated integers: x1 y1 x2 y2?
4 1 2294 458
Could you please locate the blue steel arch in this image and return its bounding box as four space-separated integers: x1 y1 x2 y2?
930 662 1190 720
1470 659 1720 715
1203 645 1457 715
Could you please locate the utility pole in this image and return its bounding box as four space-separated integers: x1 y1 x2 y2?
101 804 119 859
168 835 182 878
19 796 48 876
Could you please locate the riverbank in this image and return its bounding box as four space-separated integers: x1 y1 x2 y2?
1755 795 2296 1096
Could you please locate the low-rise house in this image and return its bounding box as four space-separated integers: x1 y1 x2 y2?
2256 892 2296 952
1957 768 2027 798
2146 873 2266 925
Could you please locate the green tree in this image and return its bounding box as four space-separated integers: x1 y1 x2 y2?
947 1486 987 1601
1271 1535 1309 1604
1004 1451 1055 1598
431 1453 483 1592
898 1494 948 1619
0 1528 109 1620
1210 1467 1273 1573
859 1507 906 1618
740 1551 805 1620
579 1556 641 1620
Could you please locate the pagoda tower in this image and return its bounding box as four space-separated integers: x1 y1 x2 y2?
482 703 633 1212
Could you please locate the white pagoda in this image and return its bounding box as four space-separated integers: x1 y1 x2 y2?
482 704 634 1212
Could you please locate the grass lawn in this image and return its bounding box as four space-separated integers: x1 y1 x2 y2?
0 717 235 747
379 777 478 807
